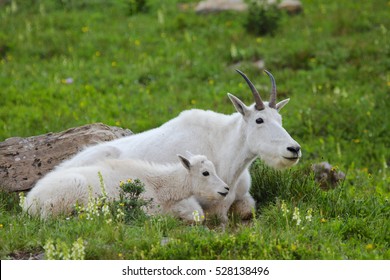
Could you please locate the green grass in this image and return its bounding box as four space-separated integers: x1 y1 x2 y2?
0 0 389 259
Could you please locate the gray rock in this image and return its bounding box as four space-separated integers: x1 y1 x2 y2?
278 0 303 15
0 123 132 192
194 0 293 14
195 0 248 14
253 59 265 70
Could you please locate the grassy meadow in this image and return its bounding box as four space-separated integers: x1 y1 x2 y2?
0 0 389 259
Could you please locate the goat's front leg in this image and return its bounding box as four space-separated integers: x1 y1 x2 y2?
169 196 205 223
230 169 256 220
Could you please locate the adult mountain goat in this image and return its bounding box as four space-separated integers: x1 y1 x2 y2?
23 153 229 220
57 70 301 223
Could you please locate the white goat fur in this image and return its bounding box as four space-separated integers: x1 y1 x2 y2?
24 154 229 221
57 90 301 223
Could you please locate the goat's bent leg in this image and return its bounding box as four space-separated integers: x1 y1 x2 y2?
230 169 256 220
169 196 205 223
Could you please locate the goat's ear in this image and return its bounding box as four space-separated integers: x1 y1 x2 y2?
228 93 250 117
177 154 191 171
276 98 290 111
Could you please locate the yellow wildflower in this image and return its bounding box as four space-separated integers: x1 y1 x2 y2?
291 244 297 251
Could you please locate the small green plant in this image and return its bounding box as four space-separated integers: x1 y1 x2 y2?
244 0 281 36
116 178 150 223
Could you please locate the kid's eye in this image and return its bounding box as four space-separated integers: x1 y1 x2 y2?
202 171 210 176
256 118 264 124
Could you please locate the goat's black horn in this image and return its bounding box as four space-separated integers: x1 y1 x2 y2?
264 70 277 109
236 69 265 111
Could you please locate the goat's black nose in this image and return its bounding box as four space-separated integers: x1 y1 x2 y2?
287 146 301 154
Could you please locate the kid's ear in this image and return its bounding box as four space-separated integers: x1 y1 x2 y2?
276 98 290 111
177 154 191 171
227 93 250 117
185 150 195 158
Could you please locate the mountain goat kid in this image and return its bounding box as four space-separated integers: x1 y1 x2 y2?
23 153 229 221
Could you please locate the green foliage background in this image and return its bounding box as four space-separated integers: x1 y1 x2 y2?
0 0 389 259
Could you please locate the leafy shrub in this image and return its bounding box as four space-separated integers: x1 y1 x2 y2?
244 0 281 36
115 178 151 223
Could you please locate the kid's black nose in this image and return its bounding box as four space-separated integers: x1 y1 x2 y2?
218 191 228 197
287 146 301 154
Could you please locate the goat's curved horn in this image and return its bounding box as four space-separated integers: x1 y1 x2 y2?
235 69 265 111
264 70 277 109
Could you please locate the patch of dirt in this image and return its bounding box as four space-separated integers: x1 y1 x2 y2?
8 250 45 260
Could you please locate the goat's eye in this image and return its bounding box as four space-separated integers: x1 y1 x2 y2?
202 171 210 176
256 118 264 124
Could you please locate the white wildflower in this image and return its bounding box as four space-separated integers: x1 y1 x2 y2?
305 208 313 222
43 239 56 260
98 171 108 200
192 210 201 223
292 207 301 226
281 200 289 217
71 238 85 260
102 203 112 224
57 241 71 260
116 206 125 222
85 186 100 220
18 192 26 209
